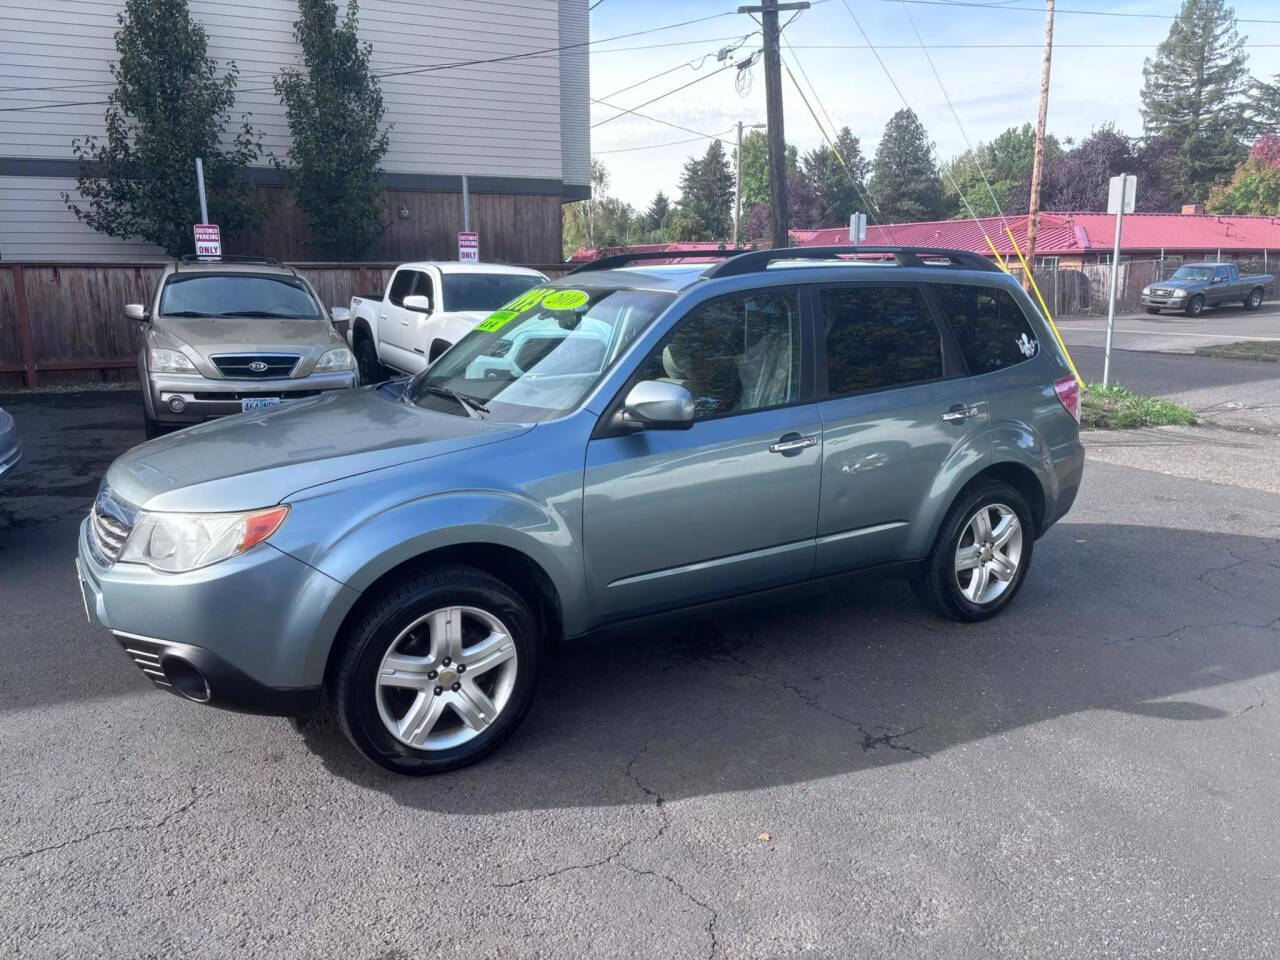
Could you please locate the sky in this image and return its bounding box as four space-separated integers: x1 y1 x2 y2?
586 0 1280 209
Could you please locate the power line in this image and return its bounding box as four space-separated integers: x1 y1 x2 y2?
594 129 736 154
871 0 1280 24
592 55 755 129
784 42 1280 49
591 97 736 146
596 32 757 102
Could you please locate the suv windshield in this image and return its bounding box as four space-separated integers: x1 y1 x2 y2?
408 284 673 421
442 273 543 312
159 274 323 319
1171 266 1213 281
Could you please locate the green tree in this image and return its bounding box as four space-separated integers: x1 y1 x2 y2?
801 127 869 226
274 0 390 259
644 191 672 231
63 0 263 256
738 130 799 213
945 123 1058 217
1207 134 1280 214
1140 0 1250 203
562 159 635 255
869 109 947 222
677 140 735 240
1248 74 1280 133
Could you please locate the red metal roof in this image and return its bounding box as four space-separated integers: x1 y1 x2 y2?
794 212 1280 256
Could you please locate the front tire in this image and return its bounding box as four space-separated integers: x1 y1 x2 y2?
915 480 1035 623
355 336 387 385
1185 295 1205 317
1244 287 1263 311
333 566 540 775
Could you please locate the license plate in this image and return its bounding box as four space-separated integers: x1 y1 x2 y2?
75 558 92 623
242 397 281 413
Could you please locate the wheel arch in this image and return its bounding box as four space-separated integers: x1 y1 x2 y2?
352 315 375 347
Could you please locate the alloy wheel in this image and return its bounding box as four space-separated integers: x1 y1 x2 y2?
375 605 519 750
953 503 1023 605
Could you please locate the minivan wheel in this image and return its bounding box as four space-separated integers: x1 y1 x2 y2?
333 566 539 775
915 480 1034 623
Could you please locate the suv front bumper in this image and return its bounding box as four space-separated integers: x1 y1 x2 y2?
144 370 358 425
76 515 358 716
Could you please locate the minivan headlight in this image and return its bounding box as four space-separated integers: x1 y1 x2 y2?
120 505 289 572
316 347 355 372
149 348 196 373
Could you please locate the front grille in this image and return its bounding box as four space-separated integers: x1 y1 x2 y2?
211 354 299 379
1152 289 1171 297
190 389 322 401
89 488 136 565
115 635 171 689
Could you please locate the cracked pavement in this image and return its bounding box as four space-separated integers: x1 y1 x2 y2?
3 389 1280 959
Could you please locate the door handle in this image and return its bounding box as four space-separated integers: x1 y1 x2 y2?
941 404 981 422
769 433 818 454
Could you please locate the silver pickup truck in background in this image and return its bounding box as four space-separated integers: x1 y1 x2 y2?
1141 262 1277 316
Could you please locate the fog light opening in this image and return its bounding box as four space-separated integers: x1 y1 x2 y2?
162 657 210 702
167 396 187 414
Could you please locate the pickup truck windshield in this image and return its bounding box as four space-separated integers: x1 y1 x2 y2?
160 274 323 319
442 274 543 312
1171 266 1214 281
408 285 673 421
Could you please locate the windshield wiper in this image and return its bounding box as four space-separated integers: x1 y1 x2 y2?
416 384 489 418
162 310 211 318
217 310 310 319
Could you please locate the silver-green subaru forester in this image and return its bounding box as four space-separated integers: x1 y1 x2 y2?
78 246 1084 775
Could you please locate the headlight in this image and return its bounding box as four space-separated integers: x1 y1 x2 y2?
149 348 196 373
1142 286 1151 294
1172 289 1188 298
120 505 289 573
315 347 355 372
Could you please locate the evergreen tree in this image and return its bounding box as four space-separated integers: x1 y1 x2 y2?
801 127 869 226
868 109 947 222
644 191 672 231
738 129 799 212
275 0 391 259
63 0 263 256
1140 0 1250 202
677 140 734 240
1248 74 1280 133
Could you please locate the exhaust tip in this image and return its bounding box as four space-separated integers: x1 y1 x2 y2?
162 657 211 703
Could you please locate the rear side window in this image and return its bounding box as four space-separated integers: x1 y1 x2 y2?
931 284 1039 375
818 285 943 396
387 270 418 307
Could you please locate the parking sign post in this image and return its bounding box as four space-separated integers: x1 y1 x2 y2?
1103 173 1136 388
195 157 209 224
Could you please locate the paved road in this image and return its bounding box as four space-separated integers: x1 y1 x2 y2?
3 391 1280 959
1057 301 1280 354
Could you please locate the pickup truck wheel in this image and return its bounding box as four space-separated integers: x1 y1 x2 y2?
333 565 539 775
1185 295 1205 317
914 480 1034 623
1244 287 1263 310
355 337 387 384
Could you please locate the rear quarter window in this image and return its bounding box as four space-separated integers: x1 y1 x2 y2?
931 284 1040 375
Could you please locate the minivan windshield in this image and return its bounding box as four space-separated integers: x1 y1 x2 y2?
408 284 673 421
159 274 324 319
1171 266 1213 281
441 273 543 312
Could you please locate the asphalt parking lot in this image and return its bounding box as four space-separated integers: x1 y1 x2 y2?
3 384 1280 958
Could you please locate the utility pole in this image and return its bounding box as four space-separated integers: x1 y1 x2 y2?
1025 0 1055 275
732 120 767 246
739 0 808 249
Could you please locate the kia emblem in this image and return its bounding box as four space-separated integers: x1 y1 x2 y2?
248 361 269 373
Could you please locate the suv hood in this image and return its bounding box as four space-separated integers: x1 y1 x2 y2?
106 386 531 512
154 314 346 376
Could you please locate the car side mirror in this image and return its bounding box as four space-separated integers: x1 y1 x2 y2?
402 294 432 313
621 380 696 431
124 303 149 323
330 306 351 323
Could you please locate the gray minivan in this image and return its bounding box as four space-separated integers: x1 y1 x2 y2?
77 246 1084 775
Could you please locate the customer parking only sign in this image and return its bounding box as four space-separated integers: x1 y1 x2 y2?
458 231 479 263
194 224 221 259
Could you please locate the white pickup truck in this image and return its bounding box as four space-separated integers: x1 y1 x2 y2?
348 261 547 381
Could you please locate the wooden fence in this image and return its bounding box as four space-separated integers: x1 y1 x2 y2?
0 261 571 389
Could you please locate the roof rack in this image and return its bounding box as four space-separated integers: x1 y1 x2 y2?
177 254 281 266
702 245 1003 278
566 248 753 275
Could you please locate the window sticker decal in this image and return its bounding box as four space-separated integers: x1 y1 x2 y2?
475 310 519 333
1016 333 1038 358
541 289 590 311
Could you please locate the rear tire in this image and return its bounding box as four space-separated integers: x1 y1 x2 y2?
1243 287 1263 311
355 336 387 385
1185 295 1205 317
915 480 1035 623
333 565 540 775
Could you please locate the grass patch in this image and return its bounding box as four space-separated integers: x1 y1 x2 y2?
1080 382 1198 430
1193 340 1280 362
